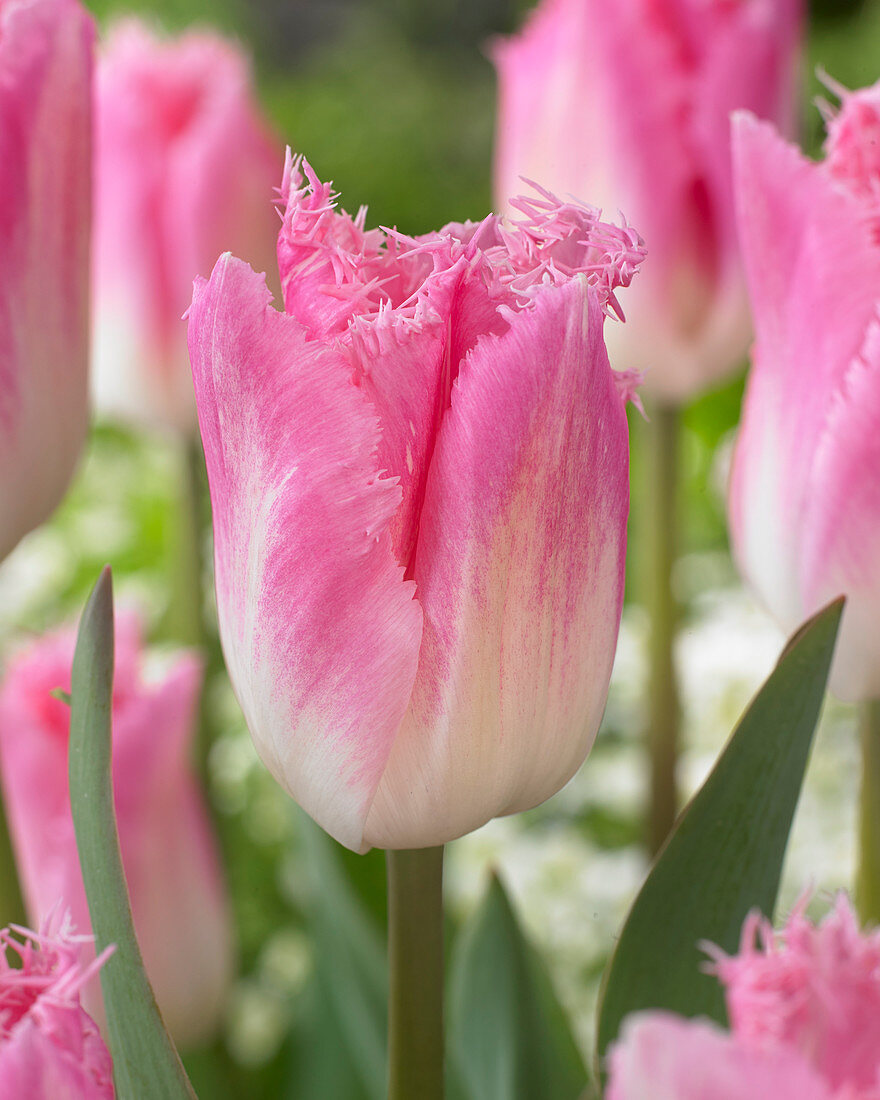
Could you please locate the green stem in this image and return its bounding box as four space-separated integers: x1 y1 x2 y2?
856 699 880 923
164 432 215 790
644 403 681 855
165 433 208 651
387 847 445 1100
0 790 26 928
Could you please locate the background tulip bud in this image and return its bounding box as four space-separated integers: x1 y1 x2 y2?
0 615 233 1048
493 0 803 401
0 911 115 1098
728 84 880 701
188 156 644 852
0 0 92 558
92 20 280 432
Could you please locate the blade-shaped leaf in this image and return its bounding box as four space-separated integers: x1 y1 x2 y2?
450 872 589 1100
69 567 196 1100
297 813 388 1100
595 598 843 1071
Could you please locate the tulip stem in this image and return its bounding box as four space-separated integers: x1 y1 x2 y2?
0 791 26 928
644 402 681 855
856 699 880 923
164 432 215 788
387 846 445 1100
165 433 208 652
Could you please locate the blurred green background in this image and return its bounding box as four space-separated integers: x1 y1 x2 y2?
2 1 878 1096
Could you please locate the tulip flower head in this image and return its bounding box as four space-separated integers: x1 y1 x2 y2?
93 20 279 431
0 0 92 558
188 155 644 852
0 910 114 1098
493 0 803 401
607 894 880 1099
729 79 880 701
0 616 232 1048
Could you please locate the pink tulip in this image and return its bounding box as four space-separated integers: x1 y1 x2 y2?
728 81 880 701
0 910 114 1099
493 0 803 401
0 616 233 1048
92 20 279 431
0 0 92 558
608 895 880 1099
607 1014 833 1100
188 157 644 852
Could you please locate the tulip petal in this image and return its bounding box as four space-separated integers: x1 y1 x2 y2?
606 1014 832 1100
364 278 628 848
188 255 423 851
799 315 880 700
729 113 880 629
349 256 507 570
0 0 92 557
93 21 280 430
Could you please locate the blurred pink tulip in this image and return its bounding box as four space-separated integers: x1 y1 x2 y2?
493 0 803 402
0 911 114 1099
0 0 92 558
0 616 233 1048
607 895 880 1099
728 82 880 701
188 157 644 852
713 895 880 1094
92 20 280 431
607 1014 834 1100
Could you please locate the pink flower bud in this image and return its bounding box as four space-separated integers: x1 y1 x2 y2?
0 616 233 1048
728 81 880 701
92 20 280 431
188 157 644 852
0 910 114 1099
0 0 92 557
493 0 803 401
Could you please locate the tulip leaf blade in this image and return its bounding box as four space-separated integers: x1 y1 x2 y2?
69 567 196 1100
449 872 589 1100
293 814 388 1100
595 597 843 1071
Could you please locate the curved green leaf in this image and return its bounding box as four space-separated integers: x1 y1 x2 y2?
450 872 588 1100
595 598 843 1072
69 567 196 1100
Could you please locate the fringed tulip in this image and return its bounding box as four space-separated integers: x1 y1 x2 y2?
93 20 279 431
607 1014 832 1100
0 617 233 1048
729 83 880 701
607 895 880 1099
188 157 644 852
493 0 803 401
0 911 114 1099
0 0 92 558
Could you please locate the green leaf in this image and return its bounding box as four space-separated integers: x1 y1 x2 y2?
287 974 377 1100
68 567 196 1100
449 872 589 1100
296 813 388 1100
595 597 843 1072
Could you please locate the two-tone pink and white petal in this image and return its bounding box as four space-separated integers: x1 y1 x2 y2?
799 315 880 701
93 21 280 430
188 255 423 852
729 113 880 697
364 278 629 848
0 0 92 558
